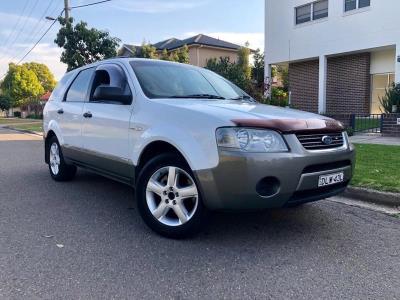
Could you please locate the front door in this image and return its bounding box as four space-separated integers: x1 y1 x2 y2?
58 67 94 157
81 64 134 180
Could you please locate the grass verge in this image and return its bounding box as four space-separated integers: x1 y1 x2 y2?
351 144 400 193
8 123 43 132
0 117 41 124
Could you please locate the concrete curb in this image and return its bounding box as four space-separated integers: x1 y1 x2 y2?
344 187 400 207
3 126 42 137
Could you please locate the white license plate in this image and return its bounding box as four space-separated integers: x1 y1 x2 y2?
318 172 344 187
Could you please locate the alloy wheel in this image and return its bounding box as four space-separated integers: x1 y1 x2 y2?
146 166 199 227
49 142 61 175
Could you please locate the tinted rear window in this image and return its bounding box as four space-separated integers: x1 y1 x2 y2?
65 68 94 102
48 72 75 102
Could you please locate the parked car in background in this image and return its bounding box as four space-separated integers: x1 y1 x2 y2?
43 58 355 238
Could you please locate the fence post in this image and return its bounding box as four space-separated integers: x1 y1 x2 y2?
380 114 384 134
350 114 356 131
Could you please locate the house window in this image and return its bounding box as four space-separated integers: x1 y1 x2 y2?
313 0 329 20
295 0 328 25
359 0 371 8
345 0 370 12
296 4 312 24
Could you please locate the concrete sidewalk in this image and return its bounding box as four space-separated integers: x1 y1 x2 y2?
350 133 400 146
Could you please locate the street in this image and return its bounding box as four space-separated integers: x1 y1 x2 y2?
0 128 399 299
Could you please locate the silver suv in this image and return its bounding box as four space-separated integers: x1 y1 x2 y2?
43 58 355 238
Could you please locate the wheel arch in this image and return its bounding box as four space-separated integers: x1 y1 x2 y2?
135 140 189 180
44 130 57 164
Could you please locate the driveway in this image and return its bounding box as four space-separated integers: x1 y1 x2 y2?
0 128 399 299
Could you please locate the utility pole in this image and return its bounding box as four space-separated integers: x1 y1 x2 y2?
64 0 70 21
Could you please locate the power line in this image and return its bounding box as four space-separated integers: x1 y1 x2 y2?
16 10 63 66
7 1 57 64
70 0 112 9
0 0 30 61
0 10 63 81
0 0 114 80
2 0 41 60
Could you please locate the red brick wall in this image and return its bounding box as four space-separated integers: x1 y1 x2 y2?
326 53 371 114
381 114 400 137
288 60 319 113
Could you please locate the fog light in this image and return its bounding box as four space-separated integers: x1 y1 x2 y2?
256 177 280 197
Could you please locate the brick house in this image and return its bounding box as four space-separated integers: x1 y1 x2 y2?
119 34 245 67
265 0 400 114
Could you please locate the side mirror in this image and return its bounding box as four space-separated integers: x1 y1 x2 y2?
92 85 132 105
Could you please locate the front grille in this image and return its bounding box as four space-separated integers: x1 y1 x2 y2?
302 160 351 174
296 132 344 150
286 181 349 206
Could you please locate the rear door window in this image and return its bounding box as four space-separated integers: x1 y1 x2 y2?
65 68 95 102
48 71 75 102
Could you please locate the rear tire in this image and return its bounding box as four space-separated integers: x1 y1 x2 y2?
136 153 206 239
47 136 77 181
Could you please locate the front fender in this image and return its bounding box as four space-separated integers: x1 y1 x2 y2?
45 119 64 145
131 124 219 171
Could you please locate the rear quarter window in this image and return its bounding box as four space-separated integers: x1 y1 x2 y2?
48 72 75 102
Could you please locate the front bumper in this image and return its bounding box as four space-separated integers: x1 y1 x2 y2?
194 134 355 210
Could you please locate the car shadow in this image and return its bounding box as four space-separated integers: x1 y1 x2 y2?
63 169 347 246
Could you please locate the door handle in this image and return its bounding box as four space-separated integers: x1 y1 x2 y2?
83 111 92 118
57 109 64 114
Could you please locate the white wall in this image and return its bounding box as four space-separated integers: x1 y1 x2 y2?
265 0 400 64
370 48 395 74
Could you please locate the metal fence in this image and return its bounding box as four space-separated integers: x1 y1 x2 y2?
350 114 382 133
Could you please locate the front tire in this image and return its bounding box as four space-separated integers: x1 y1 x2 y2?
136 153 206 239
47 136 77 181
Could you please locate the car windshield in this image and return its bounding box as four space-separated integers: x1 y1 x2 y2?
130 60 252 100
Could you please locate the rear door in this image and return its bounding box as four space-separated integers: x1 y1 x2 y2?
58 67 94 157
81 63 134 179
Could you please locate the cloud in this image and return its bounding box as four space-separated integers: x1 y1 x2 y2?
0 43 67 80
183 32 264 51
111 0 208 13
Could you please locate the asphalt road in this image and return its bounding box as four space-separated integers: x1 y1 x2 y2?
1 128 399 299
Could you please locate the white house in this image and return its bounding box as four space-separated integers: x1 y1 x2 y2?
265 0 400 114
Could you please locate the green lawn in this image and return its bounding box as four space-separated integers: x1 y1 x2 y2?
351 144 400 193
0 118 41 125
9 123 43 132
354 117 380 132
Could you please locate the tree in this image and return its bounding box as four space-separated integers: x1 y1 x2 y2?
0 94 13 113
55 18 120 71
252 48 264 89
24 62 56 91
160 49 171 61
139 42 158 59
177 45 189 64
237 42 251 80
0 63 44 107
169 51 179 62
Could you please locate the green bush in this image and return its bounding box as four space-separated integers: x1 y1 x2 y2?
26 114 43 120
379 83 400 113
259 87 289 107
346 127 354 137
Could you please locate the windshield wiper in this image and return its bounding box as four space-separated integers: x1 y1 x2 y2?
230 95 252 100
169 94 225 100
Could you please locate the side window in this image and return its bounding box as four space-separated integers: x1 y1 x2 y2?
90 64 132 104
48 71 75 102
65 68 95 102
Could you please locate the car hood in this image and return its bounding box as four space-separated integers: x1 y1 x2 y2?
154 99 343 133
156 99 326 121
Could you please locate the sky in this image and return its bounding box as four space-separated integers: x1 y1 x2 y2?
0 0 264 80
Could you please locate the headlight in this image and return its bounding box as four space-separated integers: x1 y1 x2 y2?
216 128 288 153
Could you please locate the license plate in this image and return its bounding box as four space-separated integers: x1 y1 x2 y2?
318 172 344 187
